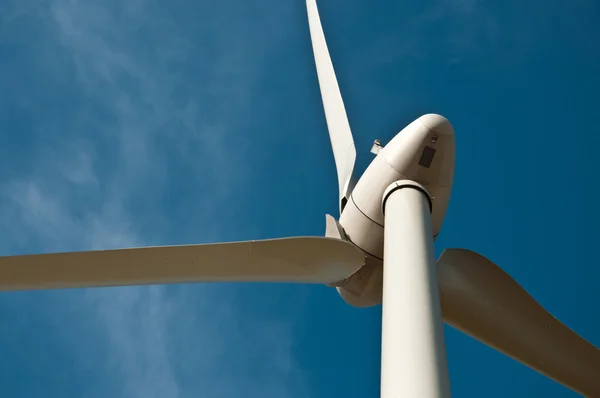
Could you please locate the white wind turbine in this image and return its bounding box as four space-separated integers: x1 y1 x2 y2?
1 1 599 397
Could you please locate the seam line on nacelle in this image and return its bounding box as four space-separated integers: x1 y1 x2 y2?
356 247 383 262
339 222 385 261
350 194 384 228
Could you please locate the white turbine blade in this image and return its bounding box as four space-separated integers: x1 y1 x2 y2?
437 249 600 397
306 0 356 212
0 237 366 291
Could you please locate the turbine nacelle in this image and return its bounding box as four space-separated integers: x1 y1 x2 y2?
332 114 455 307
340 114 455 254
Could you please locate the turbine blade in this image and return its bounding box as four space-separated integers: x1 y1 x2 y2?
437 249 600 397
306 0 356 213
0 237 365 291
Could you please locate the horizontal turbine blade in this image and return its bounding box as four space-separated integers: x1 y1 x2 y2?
0 237 366 291
437 249 600 397
306 0 356 213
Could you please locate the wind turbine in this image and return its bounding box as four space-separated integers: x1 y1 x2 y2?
1 1 599 397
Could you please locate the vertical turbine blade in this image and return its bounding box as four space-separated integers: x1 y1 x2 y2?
306 0 357 214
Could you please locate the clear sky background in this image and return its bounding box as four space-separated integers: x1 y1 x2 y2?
1 0 599 397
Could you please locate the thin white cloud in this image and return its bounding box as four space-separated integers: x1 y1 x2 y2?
0 0 307 397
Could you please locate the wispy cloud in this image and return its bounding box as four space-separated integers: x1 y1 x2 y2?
0 0 306 397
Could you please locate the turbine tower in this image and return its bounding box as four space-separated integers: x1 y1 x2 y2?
1 1 599 396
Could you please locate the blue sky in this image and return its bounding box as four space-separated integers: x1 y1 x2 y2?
0 0 599 397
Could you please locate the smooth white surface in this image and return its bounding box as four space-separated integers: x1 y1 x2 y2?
417 114 454 136
437 249 600 397
380 183 451 398
306 0 356 213
0 237 366 291
339 114 455 259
